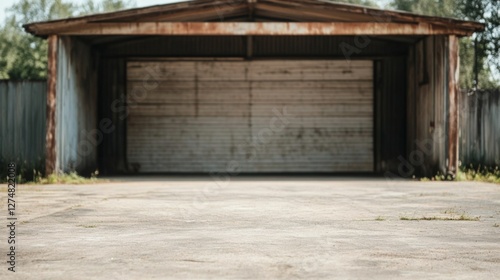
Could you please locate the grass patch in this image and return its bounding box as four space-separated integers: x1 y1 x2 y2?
400 214 480 221
1 165 106 184
420 165 500 184
375 216 386 221
0 158 44 184
457 165 500 184
30 172 102 185
442 208 461 215
26 171 107 185
420 172 454 182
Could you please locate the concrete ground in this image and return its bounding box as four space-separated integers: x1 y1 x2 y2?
1 177 499 279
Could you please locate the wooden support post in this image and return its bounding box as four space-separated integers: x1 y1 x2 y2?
45 35 58 176
447 35 459 178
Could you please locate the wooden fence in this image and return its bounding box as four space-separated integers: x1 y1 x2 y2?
0 80 46 178
459 89 500 167
0 80 498 178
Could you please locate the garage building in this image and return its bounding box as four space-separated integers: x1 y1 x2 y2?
24 0 484 178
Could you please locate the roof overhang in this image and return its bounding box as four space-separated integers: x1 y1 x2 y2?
23 0 485 37
35 22 479 36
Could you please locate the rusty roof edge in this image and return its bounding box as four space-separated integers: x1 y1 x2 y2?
23 0 486 37
284 0 485 32
22 0 232 31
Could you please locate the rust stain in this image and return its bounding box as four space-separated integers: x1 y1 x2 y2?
45 35 58 176
447 35 459 178
24 0 485 37
57 22 474 36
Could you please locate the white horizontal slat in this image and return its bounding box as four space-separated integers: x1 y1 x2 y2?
127 61 196 81
127 60 374 173
248 60 373 81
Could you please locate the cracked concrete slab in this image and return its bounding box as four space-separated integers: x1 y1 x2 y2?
0 177 499 279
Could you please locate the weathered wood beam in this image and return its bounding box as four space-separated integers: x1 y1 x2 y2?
447 35 459 178
50 22 473 36
45 35 58 176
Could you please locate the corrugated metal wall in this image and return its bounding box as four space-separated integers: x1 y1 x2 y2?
406 36 448 177
55 37 98 175
101 36 246 57
0 80 46 176
97 35 409 174
374 57 407 174
253 36 408 57
460 89 500 167
99 36 408 58
98 58 128 174
2 36 496 177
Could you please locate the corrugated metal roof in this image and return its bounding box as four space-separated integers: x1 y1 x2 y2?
24 0 484 37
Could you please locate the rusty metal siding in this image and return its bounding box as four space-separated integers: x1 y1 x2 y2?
46 35 58 175
31 22 481 37
460 89 500 167
55 37 98 174
24 0 484 37
0 81 46 174
434 36 448 173
446 35 460 176
406 36 448 177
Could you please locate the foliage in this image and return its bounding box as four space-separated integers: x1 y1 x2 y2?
391 0 500 88
332 0 380 7
0 0 135 79
391 0 455 17
79 0 136 15
457 165 500 184
0 0 497 87
457 0 500 88
31 171 105 184
419 164 500 183
0 157 45 184
0 160 107 185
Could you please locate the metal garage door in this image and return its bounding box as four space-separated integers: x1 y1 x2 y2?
127 60 373 173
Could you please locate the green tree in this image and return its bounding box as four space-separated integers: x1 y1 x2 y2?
332 0 379 7
457 0 500 88
0 18 21 79
391 0 455 17
0 0 135 79
0 0 74 79
391 0 499 88
79 0 135 15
